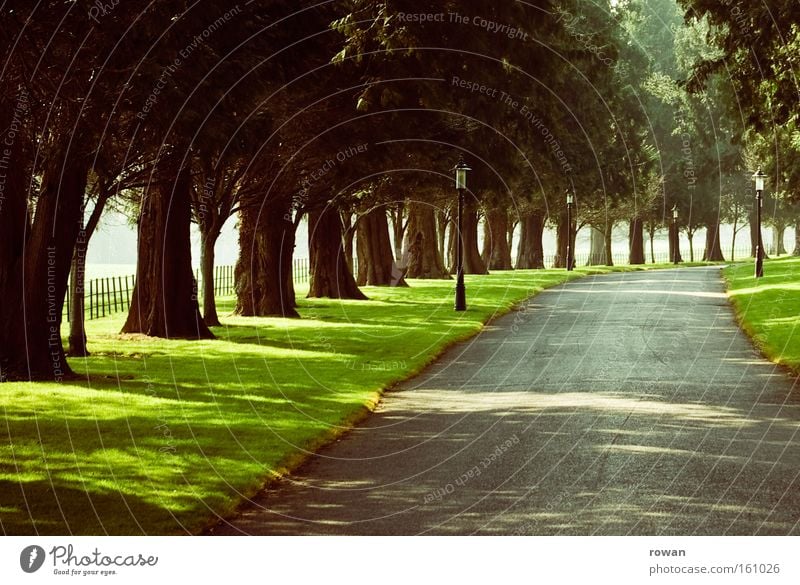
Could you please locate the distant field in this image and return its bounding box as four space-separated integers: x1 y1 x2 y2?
85 264 137 279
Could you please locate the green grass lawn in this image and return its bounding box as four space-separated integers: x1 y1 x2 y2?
1 263 702 535
724 256 800 374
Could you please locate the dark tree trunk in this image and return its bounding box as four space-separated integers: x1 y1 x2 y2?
122 162 213 339
772 225 787 256
461 201 488 274
669 222 683 263
68 242 89 357
357 207 407 286
68 188 109 357
604 227 614 266
648 226 656 263
793 223 800 256
687 230 695 262
235 200 298 317
702 220 725 261
341 212 356 273
403 202 449 279
0 93 31 381
308 206 367 299
516 211 545 269
629 218 645 265
481 207 513 270
20 143 89 379
200 230 222 326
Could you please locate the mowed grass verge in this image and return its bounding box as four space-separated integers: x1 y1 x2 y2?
724 256 800 374
2 263 695 535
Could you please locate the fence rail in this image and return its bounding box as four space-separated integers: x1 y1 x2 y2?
64 260 316 322
66 246 757 322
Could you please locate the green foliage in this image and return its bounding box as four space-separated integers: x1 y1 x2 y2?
678 0 800 131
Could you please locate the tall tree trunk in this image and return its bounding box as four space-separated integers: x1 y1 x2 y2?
771 224 787 256
67 240 89 357
588 226 606 265
341 212 356 274
516 211 545 269
235 200 298 317
68 189 110 357
731 214 739 262
20 142 89 379
648 226 656 263
628 218 645 265
793 223 800 256
356 207 408 286
461 201 488 274
604 227 614 266
702 220 725 261
669 223 683 263
0 92 32 381
481 207 512 270
122 162 213 339
403 202 449 279
308 205 367 299
200 229 222 326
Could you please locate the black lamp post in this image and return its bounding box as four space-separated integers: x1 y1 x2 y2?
672 205 679 265
454 157 471 311
566 187 574 271
753 167 766 278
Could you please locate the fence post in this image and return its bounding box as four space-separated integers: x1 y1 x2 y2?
117 277 123 312
105 278 111 317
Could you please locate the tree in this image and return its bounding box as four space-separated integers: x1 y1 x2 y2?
0 2 128 379
403 200 450 279
481 206 514 271
122 161 213 338
308 205 367 299
356 205 408 286
515 205 547 269
678 1 800 132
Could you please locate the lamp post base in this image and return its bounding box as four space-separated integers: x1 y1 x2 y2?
455 273 466 311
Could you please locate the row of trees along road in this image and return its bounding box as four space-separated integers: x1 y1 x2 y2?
1 0 798 382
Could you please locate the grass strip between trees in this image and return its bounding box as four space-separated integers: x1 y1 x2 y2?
2 263 707 535
724 256 800 375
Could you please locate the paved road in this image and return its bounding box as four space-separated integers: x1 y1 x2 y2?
213 267 800 535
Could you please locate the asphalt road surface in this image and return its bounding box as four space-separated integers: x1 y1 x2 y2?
213 267 800 535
